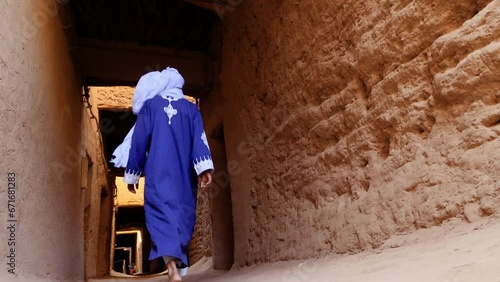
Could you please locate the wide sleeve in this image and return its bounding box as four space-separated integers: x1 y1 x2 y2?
192 109 214 175
124 102 152 184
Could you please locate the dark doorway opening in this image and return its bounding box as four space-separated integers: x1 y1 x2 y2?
113 206 165 275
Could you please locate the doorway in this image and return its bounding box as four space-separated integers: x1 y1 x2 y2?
110 177 166 276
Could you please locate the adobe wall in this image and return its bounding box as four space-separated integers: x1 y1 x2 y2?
83 88 113 279
0 0 85 280
215 0 500 266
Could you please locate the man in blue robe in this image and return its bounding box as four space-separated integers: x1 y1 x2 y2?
117 68 214 282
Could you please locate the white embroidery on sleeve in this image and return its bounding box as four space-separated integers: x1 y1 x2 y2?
201 131 210 149
193 156 214 175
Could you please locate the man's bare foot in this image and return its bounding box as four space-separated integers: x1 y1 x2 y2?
167 259 182 282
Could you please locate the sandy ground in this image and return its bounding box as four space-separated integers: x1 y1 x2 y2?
91 216 500 282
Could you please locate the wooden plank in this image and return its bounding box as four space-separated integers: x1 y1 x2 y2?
183 0 218 11
72 41 212 96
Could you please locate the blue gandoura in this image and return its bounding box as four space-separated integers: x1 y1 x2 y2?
113 68 214 272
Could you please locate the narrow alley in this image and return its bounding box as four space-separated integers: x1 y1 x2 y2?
0 0 499 281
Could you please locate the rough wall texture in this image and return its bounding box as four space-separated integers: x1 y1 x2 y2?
215 0 500 266
0 0 84 280
96 87 134 109
189 182 214 264
82 89 112 279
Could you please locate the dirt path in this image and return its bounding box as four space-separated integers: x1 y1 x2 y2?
92 217 500 282
188 217 500 282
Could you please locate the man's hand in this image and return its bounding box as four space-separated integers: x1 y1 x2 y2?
199 170 213 189
128 184 138 194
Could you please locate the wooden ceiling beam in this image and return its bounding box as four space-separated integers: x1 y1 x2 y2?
183 0 217 11
182 0 229 12
72 41 212 97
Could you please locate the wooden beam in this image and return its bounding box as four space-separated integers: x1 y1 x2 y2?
182 0 229 12
183 0 217 11
72 40 212 96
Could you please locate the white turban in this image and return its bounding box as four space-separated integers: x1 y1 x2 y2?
132 67 185 114
111 67 185 168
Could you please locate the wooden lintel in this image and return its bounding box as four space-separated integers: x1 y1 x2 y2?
72 44 211 95
183 0 219 11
